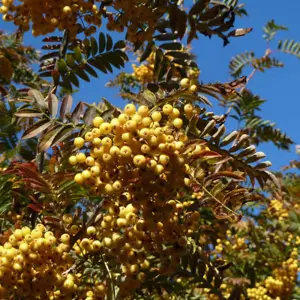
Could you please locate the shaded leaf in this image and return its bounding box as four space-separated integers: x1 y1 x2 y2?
71 102 85 124
84 63 98 78
60 94 73 122
99 32 106 53
114 40 126 50
147 83 159 93
90 37 98 56
106 34 113 51
15 109 43 118
38 125 64 152
68 72 80 88
160 42 182 51
140 41 155 62
22 119 53 140
47 93 59 118
83 106 97 126
75 67 90 82
204 171 245 185
189 0 210 15
52 125 74 145
30 89 47 111
154 33 178 41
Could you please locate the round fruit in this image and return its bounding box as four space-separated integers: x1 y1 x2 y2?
74 137 85 148
180 78 190 88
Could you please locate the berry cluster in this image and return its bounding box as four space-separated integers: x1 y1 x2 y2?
247 248 299 299
106 1 166 43
0 224 75 299
132 63 154 84
0 0 102 38
69 102 202 195
0 219 113 299
267 199 288 221
68 102 207 296
215 235 247 254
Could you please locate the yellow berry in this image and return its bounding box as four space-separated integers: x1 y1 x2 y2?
189 84 197 92
62 6 72 16
90 165 100 176
133 155 146 167
162 104 173 115
76 152 86 163
74 173 84 184
85 132 94 142
151 111 162 122
86 156 95 166
86 226 96 236
60 233 70 244
180 78 190 88
124 104 136 115
120 146 132 158
173 118 183 129
74 137 85 148
93 116 104 127
138 105 149 117
100 122 112 134
69 155 77 165
82 170 91 179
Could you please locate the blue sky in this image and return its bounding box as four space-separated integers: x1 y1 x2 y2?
1 0 300 171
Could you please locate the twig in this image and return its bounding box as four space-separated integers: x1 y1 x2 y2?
195 178 239 218
102 254 116 300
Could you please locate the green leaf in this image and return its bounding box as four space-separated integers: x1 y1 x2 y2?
30 89 47 111
229 51 255 77
99 32 106 53
263 19 287 41
22 119 53 139
142 90 156 105
278 39 300 58
61 75 72 91
199 4 223 21
180 91 212 106
245 151 266 163
90 36 98 56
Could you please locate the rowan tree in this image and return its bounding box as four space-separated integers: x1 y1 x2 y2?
0 0 299 299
